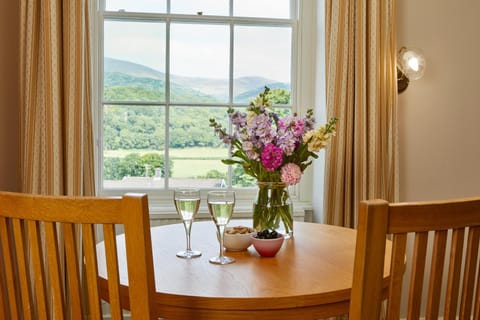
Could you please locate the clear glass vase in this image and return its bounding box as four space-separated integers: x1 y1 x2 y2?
253 181 293 238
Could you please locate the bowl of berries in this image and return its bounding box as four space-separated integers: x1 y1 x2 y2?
251 230 285 257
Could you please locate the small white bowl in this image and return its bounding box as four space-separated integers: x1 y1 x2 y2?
223 226 256 251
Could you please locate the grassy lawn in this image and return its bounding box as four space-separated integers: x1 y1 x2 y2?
172 159 228 178
104 147 229 178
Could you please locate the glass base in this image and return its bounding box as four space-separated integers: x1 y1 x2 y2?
209 255 235 265
176 250 202 259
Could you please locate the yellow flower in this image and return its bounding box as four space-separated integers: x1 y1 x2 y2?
246 111 256 126
304 125 336 152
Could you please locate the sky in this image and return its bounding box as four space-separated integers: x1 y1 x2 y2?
103 0 292 82
105 0 290 18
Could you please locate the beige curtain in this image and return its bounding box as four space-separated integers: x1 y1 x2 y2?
19 1 95 316
19 0 95 197
323 0 398 228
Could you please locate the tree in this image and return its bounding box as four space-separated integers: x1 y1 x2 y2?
269 88 290 105
103 152 173 180
104 157 121 180
117 153 144 178
140 153 173 177
200 169 227 179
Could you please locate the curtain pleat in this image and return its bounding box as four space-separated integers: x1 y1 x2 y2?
323 0 398 229
19 0 95 197
19 0 95 317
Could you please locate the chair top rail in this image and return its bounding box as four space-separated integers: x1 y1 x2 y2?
0 191 145 225
361 197 480 234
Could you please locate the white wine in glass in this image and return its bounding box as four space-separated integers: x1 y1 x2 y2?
174 188 202 259
207 190 235 265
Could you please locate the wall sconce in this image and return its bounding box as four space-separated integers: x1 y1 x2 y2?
397 47 426 93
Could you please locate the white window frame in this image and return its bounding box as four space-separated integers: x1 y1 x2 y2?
91 0 319 217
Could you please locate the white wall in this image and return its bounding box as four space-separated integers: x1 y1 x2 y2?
397 1 480 317
398 1 480 202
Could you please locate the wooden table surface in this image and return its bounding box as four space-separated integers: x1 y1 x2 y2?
97 220 392 320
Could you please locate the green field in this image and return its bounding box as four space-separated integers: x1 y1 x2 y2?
173 159 228 178
104 147 229 178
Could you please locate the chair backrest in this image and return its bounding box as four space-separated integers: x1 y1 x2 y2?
0 191 155 320
349 197 480 320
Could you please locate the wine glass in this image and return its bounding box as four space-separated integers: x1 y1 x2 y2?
174 188 202 259
207 190 235 265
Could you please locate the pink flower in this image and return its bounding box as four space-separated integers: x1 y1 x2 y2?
280 163 302 185
278 117 306 137
261 143 283 171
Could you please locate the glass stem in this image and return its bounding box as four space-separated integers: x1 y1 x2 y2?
183 220 193 251
218 225 226 260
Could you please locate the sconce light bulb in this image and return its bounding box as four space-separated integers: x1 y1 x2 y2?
408 58 419 72
398 47 426 81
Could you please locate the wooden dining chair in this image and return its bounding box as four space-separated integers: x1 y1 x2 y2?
349 196 480 320
0 191 155 320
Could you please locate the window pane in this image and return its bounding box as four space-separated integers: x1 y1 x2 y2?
169 106 229 188
170 23 229 104
105 0 166 13
103 105 166 189
234 0 290 18
171 0 228 16
104 21 166 103
234 26 291 104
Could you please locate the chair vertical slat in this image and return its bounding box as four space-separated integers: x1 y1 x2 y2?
474 266 480 320
425 230 448 319
349 200 389 320
473 230 480 320
0 259 6 320
12 219 33 320
44 222 65 320
63 223 84 319
407 231 428 319
123 195 155 319
104 224 123 320
386 233 407 320
0 250 6 319
459 227 480 319
27 220 49 320
0 217 17 319
82 224 102 319
444 228 466 319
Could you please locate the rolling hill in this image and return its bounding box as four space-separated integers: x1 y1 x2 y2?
104 57 290 103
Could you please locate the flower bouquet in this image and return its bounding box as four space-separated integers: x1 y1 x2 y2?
210 87 337 236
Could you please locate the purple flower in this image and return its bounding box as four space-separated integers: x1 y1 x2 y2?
230 111 247 130
276 116 307 156
276 130 297 156
261 143 283 171
210 120 232 144
242 141 259 161
280 163 302 185
248 113 276 148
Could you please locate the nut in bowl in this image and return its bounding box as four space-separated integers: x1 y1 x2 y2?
223 226 256 251
251 230 285 257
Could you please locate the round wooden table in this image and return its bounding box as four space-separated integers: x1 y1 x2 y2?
97 221 391 319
